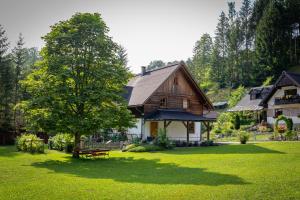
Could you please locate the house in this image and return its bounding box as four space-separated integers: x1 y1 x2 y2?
228 71 300 128
124 61 216 143
260 71 300 128
228 85 273 122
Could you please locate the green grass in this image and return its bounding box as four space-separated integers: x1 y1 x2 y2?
1 142 300 200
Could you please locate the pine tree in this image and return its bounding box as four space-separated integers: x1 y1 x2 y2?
192 33 213 84
239 0 254 86
212 11 229 88
254 0 289 83
226 2 243 87
12 33 26 133
0 25 14 132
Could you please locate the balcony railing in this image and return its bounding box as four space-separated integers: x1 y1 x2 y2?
274 95 300 105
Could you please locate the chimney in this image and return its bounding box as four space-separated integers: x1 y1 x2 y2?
141 66 146 76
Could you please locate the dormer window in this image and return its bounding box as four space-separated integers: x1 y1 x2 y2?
160 97 167 108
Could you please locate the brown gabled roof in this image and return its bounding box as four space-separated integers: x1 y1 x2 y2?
124 61 214 109
260 71 300 106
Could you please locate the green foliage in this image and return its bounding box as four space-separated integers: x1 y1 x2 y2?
154 128 173 149
285 131 297 141
49 133 74 153
214 112 235 136
238 131 250 144
234 114 241 130
0 25 14 132
147 60 165 71
228 86 246 107
20 13 135 156
127 144 163 152
123 144 139 152
132 137 141 145
262 76 273 86
200 140 215 147
16 134 44 153
274 115 293 133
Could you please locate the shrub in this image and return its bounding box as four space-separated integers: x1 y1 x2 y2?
154 128 173 149
123 144 139 152
127 144 163 152
50 133 74 153
16 134 44 153
285 131 297 141
132 137 141 145
200 140 214 147
234 115 241 130
238 131 250 144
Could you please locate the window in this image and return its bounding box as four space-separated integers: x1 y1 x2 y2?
284 89 297 97
174 77 178 85
160 97 167 108
274 109 283 118
188 122 195 134
172 77 178 93
183 98 189 109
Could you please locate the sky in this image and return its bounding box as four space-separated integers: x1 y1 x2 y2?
0 0 242 73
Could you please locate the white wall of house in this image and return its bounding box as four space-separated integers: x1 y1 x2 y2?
127 119 202 141
267 86 300 125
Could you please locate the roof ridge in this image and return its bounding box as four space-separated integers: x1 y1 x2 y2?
146 62 180 73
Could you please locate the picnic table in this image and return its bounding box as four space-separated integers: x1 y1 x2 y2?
78 148 110 158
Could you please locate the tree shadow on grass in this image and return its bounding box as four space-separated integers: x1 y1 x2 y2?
0 146 21 157
31 157 248 186
162 144 284 155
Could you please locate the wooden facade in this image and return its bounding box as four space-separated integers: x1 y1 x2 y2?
143 67 207 116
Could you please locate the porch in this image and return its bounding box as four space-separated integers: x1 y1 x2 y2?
143 109 216 145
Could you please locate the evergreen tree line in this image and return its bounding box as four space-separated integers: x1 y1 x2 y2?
0 25 40 133
188 0 300 90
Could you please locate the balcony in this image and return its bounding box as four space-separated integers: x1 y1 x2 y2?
274 95 300 105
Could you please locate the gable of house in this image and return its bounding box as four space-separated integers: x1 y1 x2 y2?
260 71 300 106
124 62 213 115
144 66 212 115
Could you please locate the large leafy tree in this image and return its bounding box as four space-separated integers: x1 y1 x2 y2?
21 13 135 157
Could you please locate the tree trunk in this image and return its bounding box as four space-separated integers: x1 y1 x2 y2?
72 133 81 158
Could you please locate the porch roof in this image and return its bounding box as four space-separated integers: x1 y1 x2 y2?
144 109 217 122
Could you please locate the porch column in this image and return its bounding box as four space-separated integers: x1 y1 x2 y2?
199 122 202 142
186 121 189 146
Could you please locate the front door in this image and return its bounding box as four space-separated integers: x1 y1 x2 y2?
150 122 158 138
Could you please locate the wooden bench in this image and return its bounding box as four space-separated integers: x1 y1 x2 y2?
78 148 110 158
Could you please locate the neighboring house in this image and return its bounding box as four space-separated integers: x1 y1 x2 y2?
228 85 273 122
124 61 216 143
213 101 228 110
229 71 300 128
260 71 300 127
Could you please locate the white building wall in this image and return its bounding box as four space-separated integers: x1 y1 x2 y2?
266 86 300 126
129 120 202 141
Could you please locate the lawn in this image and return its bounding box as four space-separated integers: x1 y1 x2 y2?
0 142 300 200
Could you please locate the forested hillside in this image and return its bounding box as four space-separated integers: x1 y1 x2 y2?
187 0 300 93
